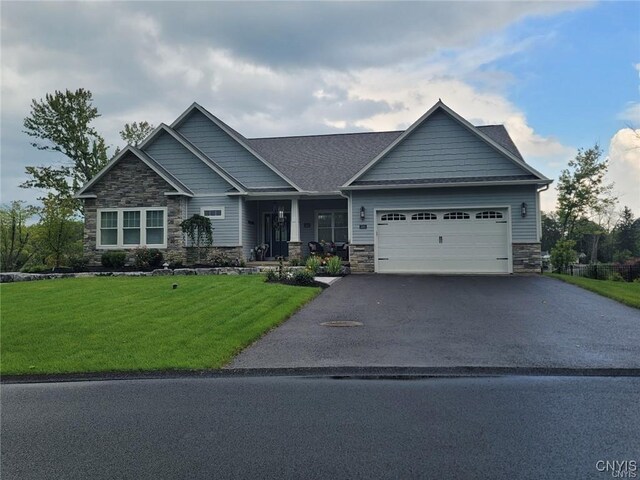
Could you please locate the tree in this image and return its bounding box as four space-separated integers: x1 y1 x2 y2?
120 121 155 147
556 145 615 239
550 239 578 273
0 201 39 272
33 197 83 268
180 214 213 264
541 211 562 253
113 121 156 157
21 89 109 211
615 206 638 256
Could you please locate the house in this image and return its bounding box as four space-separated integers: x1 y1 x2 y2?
76 100 551 273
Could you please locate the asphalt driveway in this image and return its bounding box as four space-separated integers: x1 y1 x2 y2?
227 275 640 369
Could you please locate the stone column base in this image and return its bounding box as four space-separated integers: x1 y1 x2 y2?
287 241 303 261
349 244 375 273
512 243 542 273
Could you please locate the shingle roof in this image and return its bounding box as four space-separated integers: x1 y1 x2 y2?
247 125 525 192
247 131 402 192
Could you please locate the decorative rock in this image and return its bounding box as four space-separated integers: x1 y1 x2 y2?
195 268 219 275
173 268 196 275
151 269 173 276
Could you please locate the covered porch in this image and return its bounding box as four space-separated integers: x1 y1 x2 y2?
243 196 349 261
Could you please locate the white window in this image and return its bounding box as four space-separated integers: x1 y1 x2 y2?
317 211 348 243
100 211 118 246
97 208 167 248
123 211 141 245
201 207 225 220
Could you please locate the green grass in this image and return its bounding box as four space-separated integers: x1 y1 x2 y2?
0 275 320 375
546 273 640 309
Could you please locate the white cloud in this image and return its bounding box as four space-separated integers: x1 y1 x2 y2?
617 102 640 125
607 128 640 213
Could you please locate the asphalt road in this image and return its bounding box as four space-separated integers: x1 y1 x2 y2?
3 375 639 479
229 275 640 369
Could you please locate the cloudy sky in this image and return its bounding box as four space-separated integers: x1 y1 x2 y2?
2 1 639 212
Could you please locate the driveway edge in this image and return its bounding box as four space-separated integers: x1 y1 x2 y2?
3 366 640 384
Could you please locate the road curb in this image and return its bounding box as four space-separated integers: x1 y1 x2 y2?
3 366 640 384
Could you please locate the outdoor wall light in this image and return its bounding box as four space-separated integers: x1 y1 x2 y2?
360 206 366 220
278 205 285 221
521 202 527 218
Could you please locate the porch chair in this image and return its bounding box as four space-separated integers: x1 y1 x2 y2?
308 241 324 255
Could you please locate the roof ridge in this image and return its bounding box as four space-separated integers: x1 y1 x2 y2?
248 130 404 141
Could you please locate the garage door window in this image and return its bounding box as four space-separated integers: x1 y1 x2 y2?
476 211 503 219
411 212 437 221
380 213 406 221
443 211 470 220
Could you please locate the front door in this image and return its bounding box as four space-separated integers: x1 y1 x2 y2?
264 213 290 258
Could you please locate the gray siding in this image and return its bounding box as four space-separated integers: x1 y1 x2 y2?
299 199 347 256
186 196 239 246
351 185 538 244
359 109 527 182
242 199 258 258
176 111 291 189
143 131 233 194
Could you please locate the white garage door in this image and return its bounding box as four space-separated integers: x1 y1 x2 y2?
376 209 510 273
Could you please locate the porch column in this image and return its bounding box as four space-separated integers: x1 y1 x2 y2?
290 198 300 242
288 198 302 260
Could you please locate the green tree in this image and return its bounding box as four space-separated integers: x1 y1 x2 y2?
556 145 615 239
113 121 156 157
33 197 83 268
180 214 213 264
541 211 562 253
615 206 638 256
550 239 578 273
120 121 155 147
0 201 39 272
21 89 109 211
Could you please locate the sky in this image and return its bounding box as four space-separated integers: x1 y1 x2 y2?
1 1 639 213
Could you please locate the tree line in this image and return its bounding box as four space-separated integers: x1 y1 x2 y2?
1 89 154 272
544 145 639 271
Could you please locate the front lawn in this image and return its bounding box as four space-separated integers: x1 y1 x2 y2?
546 273 640 309
0 275 320 375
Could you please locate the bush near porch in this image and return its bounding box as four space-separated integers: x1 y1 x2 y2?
0 275 320 375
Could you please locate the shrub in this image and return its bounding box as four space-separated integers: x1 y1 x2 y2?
101 251 127 269
164 251 184 269
68 254 90 272
292 269 315 286
206 252 234 267
550 239 578 272
306 255 321 275
133 247 164 270
634 278 640 284
326 255 342 276
21 264 52 274
608 272 625 282
265 270 277 282
288 257 302 266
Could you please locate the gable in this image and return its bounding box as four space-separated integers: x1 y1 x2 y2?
142 130 236 194
84 152 178 196
175 110 292 189
357 108 531 183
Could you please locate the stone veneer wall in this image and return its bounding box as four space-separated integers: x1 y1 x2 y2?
287 241 303 261
349 244 375 273
512 243 542 273
83 153 186 266
186 246 244 265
